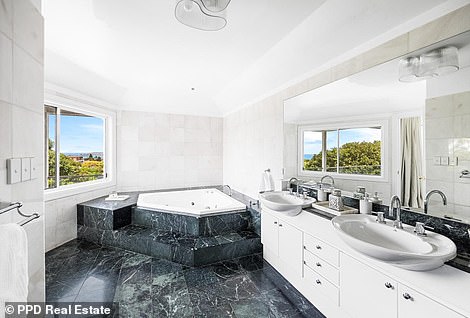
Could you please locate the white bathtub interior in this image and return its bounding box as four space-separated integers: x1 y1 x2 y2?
137 188 247 216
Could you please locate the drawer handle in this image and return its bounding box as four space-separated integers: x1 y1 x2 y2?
384 282 394 289
403 293 413 301
274 221 277 224
315 279 321 285
279 224 283 227
316 262 321 267
316 245 322 250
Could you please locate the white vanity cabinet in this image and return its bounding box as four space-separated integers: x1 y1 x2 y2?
341 253 398 318
341 253 466 318
261 209 303 277
261 208 470 318
261 210 279 253
303 233 340 305
398 284 465 318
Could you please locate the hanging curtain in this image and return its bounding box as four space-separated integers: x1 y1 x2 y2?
400 117 424 208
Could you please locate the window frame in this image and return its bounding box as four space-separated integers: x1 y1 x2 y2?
44 90 116 201
297 119 389 182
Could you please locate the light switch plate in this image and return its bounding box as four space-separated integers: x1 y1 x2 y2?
30 157 39 180
449 157 458 166
7 158 21 184
21 158 31 181
440 156 449 166
433 156 441 165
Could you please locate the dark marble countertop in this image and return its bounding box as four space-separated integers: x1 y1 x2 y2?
77 192 139 210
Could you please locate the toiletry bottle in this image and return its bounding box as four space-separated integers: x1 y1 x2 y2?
329 189 344 211
369 191 383 204
360 193 372 214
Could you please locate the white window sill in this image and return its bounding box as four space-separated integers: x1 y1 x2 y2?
44 178 116 202
298 171 389 183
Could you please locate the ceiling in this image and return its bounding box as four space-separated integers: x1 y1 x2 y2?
44 0 468 117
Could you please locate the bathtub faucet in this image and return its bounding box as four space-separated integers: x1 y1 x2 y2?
223 185 232 196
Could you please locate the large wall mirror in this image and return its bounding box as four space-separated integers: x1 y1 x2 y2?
283 31 470 224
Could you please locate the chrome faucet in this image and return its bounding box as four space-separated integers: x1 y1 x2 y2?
288 177 300 196
424 190 447 214
320 175 335 186
389 195 403 229
223 184 232 196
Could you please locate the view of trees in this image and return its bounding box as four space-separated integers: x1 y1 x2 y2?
48 139 104 187
304 140 381 175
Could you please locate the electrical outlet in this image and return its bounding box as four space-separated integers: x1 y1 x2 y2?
440 156 449 165
433 156 441 165
7 158 21 184
21 158 31 181
30 157 39 180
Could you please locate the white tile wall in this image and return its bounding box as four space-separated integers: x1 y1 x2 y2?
425 91 470 221
44 186 115 252
0 0 44 301
223 95 284 198
117 111 223 191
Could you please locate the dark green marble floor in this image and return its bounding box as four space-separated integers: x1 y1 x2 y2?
46 239 325 318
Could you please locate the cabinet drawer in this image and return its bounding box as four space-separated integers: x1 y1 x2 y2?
304 233 339 267
304 249 339 286
304 265 339 306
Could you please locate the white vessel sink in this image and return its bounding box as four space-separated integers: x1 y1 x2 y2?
259 191 315 216
332 214 457 271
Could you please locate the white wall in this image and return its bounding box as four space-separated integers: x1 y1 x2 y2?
117 111 223 191
44 186 114 251
223 95 284 198
0 0 45 301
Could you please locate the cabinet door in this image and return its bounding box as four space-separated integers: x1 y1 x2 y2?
398 284 464 318
340 253 397 318
261 211 279 255
278 221 303 276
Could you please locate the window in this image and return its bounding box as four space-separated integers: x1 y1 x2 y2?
45 105 107 190
301 124 384 177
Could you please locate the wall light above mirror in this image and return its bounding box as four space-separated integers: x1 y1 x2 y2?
399 46 460 82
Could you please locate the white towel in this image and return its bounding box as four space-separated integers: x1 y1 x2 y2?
0 224 29 318
259 171 275 193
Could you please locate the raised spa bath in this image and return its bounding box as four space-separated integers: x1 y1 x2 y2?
78 187 261 266
137 188 247 216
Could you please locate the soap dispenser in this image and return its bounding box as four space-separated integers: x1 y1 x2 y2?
369 191 383 204
329 189 344 211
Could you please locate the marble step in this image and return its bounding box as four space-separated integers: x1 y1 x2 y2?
132 207 251 237
78 224 261 267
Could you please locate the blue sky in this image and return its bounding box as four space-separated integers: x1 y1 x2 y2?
49 115 104 153
304 128 381 158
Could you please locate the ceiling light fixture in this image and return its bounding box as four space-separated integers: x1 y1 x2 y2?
398 46 459 82
175 0 230 31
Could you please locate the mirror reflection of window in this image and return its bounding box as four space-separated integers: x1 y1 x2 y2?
339 127 381 176
326 130 338 173
303 131 322 172
302 126 382 176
